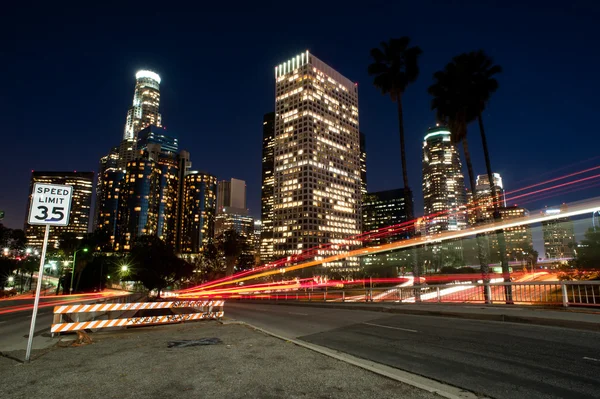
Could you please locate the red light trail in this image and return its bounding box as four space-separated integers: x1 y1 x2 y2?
180 166 600 296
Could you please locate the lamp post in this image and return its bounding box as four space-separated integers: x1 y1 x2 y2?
69 248 88 294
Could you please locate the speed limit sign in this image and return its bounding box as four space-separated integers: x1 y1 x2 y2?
27 183 73 226
25 182 74 362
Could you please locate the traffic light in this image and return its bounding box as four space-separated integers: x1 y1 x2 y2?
0 210 4 220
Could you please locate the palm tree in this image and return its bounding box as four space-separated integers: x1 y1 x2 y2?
429 50 511 302
368 37 422 219
428 60 490 298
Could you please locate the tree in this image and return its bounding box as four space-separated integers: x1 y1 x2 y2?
429 50 510 301
216 229 251 276
130 235 193 297
368 37 422 219
574 228 600 270
194 243 226 283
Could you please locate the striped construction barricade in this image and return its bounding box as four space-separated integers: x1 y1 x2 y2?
51 300 224 334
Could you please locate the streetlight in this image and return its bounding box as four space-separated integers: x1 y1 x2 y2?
8 276 14 283
69 248 88 294
121 265 129 272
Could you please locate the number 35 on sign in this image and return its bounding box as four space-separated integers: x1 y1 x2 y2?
28 183 73 226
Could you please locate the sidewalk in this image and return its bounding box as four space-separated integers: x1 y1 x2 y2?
0 321 441 399
236 300 600 331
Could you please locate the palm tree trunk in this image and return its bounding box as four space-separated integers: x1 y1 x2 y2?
478 114 512 303
396 95 412 218
396 94 418 299
462 136 490 303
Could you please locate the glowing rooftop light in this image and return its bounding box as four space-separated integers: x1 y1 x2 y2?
136 70 161 84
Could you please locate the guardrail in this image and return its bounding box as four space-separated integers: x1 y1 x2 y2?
51 300 224 334
240 281 600 308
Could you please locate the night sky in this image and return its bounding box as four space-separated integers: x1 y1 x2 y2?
2 1 600 238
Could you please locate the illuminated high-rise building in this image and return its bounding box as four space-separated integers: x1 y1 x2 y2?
486 206 533 260
362 189 410 244
422 126 467 234
124 70 162 141
95 168 125 249
119 70 162 169
217 178 247 215
273 51 362 271
260 112 275 263
359 132 367 195
114 136 180 251
25 171 94 249
541 204 576 260
179 172 217 253
94 146 119 230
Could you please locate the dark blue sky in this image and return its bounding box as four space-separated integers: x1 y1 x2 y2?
2 1 600 231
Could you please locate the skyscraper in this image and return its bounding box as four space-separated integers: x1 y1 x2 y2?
359 132 367 196
541 204 576 259
114 134 180 251
260 112 275 263
179 172 217 254
422 126 467 234
94 146 119 230
273 51 362 271
362 189 410 244
124 71 162 141
486 206 534 260
119 70 162 169
217 178 247 215
25 171 94 249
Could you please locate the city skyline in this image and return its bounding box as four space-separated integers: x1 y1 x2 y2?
2 3 600 234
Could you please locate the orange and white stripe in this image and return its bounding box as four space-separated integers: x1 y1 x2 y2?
53 300 224 314
51 311 224 333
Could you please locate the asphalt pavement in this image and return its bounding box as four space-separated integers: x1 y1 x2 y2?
0 321 440 399
225 302 600 399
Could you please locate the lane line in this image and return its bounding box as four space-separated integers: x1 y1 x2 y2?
362 322 418 333
583 357 600 362
287 312 309 316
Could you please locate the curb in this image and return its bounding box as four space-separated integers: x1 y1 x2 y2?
222 320 488 399
231 301 600 332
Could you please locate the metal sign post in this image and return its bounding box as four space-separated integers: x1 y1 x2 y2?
25 183 73 362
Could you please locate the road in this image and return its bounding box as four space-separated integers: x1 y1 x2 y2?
226 302 600 399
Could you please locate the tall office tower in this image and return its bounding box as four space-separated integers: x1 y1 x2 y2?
260 112 275 263
253 219 262 263
115 134 180 251
474 173 506 221
273 51 362 272
359 132 367 195
361 189 410 270
179 172 217 253
175 150 192 252
362 189 410 245
119 70 162 168
217 178 247 215
115 159 161 251
25 171 94 249
94 146 119 230
487 206 533 259
124 71 162 141
422 126 467 234
95 168 125 249
541 204 576 260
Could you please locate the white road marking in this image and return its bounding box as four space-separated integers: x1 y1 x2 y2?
287 312 309 316
583 357 600 362
362 322 418 333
